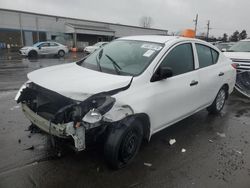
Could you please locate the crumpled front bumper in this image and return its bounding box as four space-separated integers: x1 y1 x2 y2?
21 103 86 151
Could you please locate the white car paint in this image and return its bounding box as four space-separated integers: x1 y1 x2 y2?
23 36 236 138
84 42 108 54
19 41 69 57
28 63 132 101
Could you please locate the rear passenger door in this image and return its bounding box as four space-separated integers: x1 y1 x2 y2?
49 42 60 54
195 43 224 106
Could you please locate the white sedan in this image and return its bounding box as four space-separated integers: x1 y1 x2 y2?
84 42 108 54
16 36 236 169
19 41 69 58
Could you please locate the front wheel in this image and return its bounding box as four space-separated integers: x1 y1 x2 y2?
104 119 143 169
207 87 227 114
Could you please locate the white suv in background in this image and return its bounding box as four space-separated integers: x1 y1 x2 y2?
16 36 236 169
19 41 69 58
224 39 250 97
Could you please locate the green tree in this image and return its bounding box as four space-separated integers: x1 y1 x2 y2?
222 33 228 42
239 30 247 40
230 30 240 42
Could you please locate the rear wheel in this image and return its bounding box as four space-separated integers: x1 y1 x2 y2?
207 86 227 114
58 50 65 57
104 119 143 169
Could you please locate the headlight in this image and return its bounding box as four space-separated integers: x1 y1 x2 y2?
82 108 102 124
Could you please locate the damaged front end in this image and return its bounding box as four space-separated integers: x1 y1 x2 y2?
16 81 134 151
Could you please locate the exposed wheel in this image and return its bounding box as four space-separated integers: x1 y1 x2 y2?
28 50 38 58
207 86 227 114
104 119 143 169
58 50 65 57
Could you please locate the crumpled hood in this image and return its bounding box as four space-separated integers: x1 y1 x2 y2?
28 63 132 101
224 52 250 61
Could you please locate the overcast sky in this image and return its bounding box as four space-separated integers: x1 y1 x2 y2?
0 0 249 37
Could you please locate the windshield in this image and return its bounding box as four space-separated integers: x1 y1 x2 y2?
228 41 250 52
79 40 164 76
33 42 44 47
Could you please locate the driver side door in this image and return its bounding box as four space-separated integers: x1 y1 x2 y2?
38 42 50 55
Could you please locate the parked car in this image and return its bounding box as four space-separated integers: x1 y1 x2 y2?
15 36 236 169
19 41 69 58
215 42 235 51
224 39 250 97
84 42 108 54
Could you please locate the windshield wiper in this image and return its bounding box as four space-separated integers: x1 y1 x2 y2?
96 49 103 72
105 54 122 75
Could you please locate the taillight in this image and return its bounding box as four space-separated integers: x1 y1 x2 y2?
231 63 238 69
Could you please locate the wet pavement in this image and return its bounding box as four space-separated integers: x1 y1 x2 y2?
0 51 250 188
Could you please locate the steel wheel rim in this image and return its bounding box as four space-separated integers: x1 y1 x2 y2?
120 129 138 163
216 89 226 110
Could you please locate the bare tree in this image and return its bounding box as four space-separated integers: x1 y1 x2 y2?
140 16 153 28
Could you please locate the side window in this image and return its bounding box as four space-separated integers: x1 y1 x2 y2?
211 49 219 63
160 43 194 76
196 44 219 68
50 42 59 47
40 43 50 47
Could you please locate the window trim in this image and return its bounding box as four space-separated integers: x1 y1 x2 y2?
152 41 196 78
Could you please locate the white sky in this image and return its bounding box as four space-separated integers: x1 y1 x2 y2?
0 0 249 37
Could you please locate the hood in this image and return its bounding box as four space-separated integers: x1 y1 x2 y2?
28 63 132 100
21 46 36 50
224 52 250 61
85 46 98 50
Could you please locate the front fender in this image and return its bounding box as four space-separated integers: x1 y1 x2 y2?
103 104 134 122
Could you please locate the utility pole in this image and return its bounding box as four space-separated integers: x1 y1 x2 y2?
36 16 39 42
19 13 24 46
206 20 210 41
193 14 198 36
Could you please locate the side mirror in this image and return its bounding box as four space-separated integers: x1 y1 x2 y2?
221 48 227 52
150 67 173 82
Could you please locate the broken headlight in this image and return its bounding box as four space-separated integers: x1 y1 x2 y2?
15 80 32 101
82 108 102 124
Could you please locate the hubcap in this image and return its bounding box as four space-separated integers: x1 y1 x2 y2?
216 89 226 110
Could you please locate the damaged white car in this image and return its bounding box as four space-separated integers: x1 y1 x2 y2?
15 36 236 169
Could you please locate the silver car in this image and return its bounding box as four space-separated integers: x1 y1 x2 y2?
19 41 69 58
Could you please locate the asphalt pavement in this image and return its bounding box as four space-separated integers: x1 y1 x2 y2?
0 51 250 188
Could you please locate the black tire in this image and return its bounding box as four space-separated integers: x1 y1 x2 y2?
58 50 65 57
28 50 38 58
104 119 143 169
207 86 227 114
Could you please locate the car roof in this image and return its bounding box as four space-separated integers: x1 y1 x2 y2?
120 35 203 44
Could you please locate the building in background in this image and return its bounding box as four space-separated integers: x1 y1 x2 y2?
0 9 168 50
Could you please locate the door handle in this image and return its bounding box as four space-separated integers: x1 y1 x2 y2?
218 72 224 76
190 80 198 86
